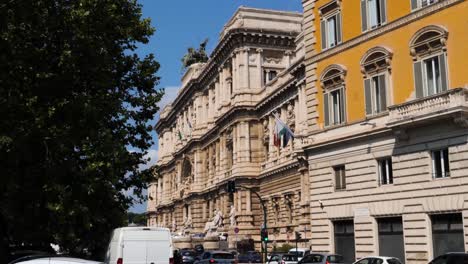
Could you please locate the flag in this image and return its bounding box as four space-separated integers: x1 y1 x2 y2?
273 116 295 148
186 117 192 133
178 130 183 140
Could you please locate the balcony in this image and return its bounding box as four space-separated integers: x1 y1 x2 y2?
387 88 468 129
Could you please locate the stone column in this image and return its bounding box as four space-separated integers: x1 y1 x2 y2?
208 88 213 122
244 48 250 89
256 48 263 88
244 121 250 162
246 190 252 213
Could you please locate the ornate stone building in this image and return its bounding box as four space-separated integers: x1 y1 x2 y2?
149 1 468 263
147 7 313 250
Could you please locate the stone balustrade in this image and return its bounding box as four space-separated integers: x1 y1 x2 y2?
387 88 468 127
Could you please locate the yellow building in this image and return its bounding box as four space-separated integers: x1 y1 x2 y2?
302 0 468 263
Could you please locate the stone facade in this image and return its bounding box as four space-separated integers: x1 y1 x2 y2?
148 7 312 251
149 1 468 263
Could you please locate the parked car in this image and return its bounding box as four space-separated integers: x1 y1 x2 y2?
267 253 285 264
194 251 235 264
9 256 102 264
104 226 173 264
238 251 262 263
281 254 299 264
194 244 205 256
181 249 198 264
429 253 468 264
299 253 346 264
352 256 402 264
289 248 310 261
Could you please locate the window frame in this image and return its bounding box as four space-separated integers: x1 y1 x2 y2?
421 53 444 97
378 157 393 185
431 148 450 179
411 0 438 11
361 0 387 32
320 1 342 51
365 72 389 116
334 165 346 190
324 86 346 127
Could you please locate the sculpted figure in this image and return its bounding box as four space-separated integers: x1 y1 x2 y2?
171 218 177 232
286 103 295 132
229 205 237 227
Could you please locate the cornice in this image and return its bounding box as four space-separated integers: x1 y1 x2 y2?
305 0 464 65
156 29 299 133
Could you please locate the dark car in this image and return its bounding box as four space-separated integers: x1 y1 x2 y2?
299 253 346 264
181 249 198 264
194 244 205 256
194 251 236 264
429 253 468 264
238 251 262 263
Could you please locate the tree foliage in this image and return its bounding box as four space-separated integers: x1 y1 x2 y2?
127 212 147 226
0 0 162 261
181 39 209 71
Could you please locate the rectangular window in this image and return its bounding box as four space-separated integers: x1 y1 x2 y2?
334 220 355 263
334 165 346 190
365 74 388 115
378 158 393 185
432 214 464 258
431 149 450 178
411 0 437 10
325 87 346 126
321 12 342 50
378 218 405 263
362 0 386 32
414 53 447 98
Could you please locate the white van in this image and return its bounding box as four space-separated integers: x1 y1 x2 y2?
105 227 173 264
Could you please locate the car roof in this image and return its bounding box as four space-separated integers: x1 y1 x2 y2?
15 257 102 264
359 256 396 260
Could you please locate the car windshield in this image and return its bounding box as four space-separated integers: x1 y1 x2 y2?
302 254 324 263
283 255 298 261
387 259 402 264
213 253 234 259
291 251 304 258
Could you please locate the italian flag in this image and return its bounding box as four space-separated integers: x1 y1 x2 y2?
273 116 295 148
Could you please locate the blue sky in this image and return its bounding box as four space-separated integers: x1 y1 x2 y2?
129 0 303 213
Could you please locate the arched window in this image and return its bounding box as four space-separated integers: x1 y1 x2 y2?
320 65 346 127
410 26 449 98
360 47 392 116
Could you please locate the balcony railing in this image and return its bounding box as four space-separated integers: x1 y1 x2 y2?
387 88 468 127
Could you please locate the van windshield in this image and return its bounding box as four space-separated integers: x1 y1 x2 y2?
213 253 234 259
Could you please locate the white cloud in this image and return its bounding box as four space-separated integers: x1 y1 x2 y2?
140 149 158 171
158 86 180 110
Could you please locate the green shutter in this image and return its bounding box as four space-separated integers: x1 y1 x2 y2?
439 53 448 92
411 0 418 10
339 88 346 124
361 0 368 32
364 78 372 115
414 61 424 98
336 14 342 44
379 74 387 111
324 93 330 127
379 0 387 24
321 20 327 49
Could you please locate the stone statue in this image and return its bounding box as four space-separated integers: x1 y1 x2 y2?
229 205 237 227
286 103 295 132
171 218 177 232
204 209 223 234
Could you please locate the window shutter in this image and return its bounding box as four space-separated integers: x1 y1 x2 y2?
324 93 330 127
361 0 368 32
339 88 346 123
379 0 387 24
379 74 387 111
321 20 327 49
413 61 424 98
411 0 418 10
364 78 372 115
439 53 448 92
336 14 342 44
335 170 340 189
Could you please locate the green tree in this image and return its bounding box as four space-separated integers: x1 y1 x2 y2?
127 212 148 226
0 0 162 261
181 39 209 71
